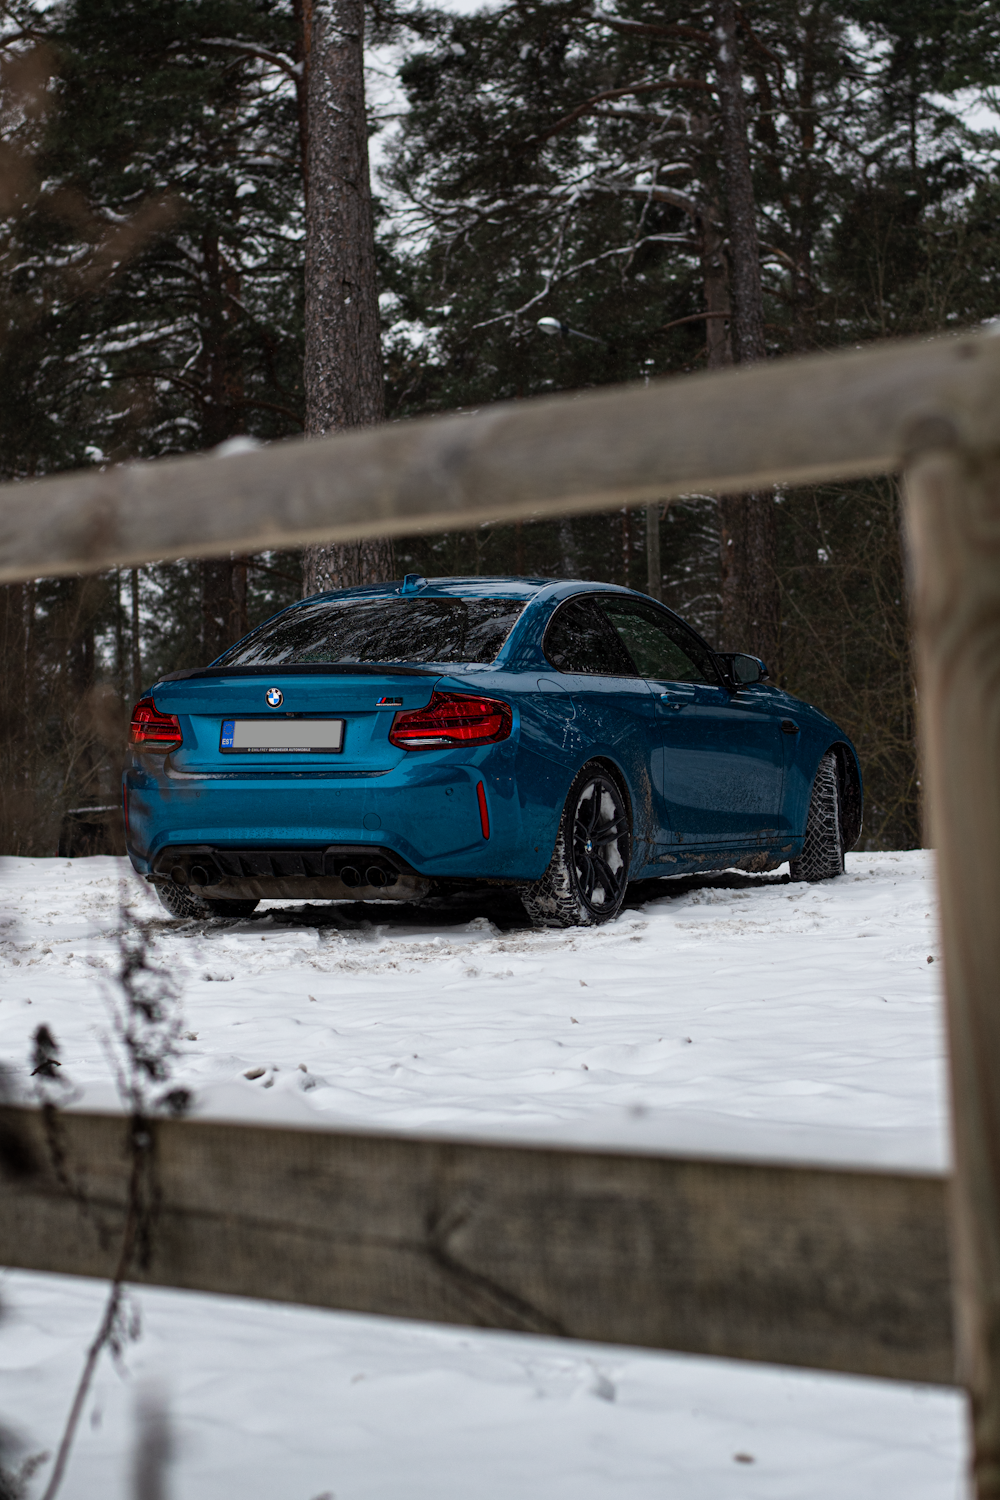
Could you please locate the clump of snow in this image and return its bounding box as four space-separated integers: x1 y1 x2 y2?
212 435 263 458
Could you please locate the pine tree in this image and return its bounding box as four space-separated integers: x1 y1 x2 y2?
46 0 307 657
0 0 310 848
381 0 1000 848
382 0 861 666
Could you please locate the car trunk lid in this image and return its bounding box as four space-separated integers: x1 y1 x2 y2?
150 669 440 773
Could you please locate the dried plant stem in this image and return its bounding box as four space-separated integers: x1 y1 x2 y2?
39 1126 148 1500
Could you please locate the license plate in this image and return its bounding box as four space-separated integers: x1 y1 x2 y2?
220 719 345 754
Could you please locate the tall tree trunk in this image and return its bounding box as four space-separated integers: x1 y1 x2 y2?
645 504 662 601
199 233 250 658
301 0 393 595
130 567 141 699
712 0 779 673
201 560 233 664
230 556 249 642
714 0 765 368
697 201 733 371
0 583 28 851
65 577 98 806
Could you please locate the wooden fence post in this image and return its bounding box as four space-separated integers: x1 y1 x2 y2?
905 428 1000 1498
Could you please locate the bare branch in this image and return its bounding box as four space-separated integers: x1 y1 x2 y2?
471 231 697 333
527 78 712 146
656 309 730 334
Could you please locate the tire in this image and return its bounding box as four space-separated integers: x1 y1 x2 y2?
789 752 844 882
155 880 259 919
521 763 631 929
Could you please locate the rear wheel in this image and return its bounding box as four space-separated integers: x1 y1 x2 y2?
790 752 844 882
155 880 259 919
521 763 631 929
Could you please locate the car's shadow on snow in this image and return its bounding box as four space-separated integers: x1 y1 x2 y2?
245 868 793 937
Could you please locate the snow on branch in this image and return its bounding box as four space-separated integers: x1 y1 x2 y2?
187 38 302 84
588 10 714 48
471 231 698 333
526 78 713 146
595 179 706 220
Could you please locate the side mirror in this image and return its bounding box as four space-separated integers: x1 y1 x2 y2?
718 652 768 686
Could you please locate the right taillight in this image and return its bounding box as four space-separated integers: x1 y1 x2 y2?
389 691 512 749
130 697 182 751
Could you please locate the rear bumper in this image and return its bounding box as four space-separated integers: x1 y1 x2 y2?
149 843 432 903
123 744 552 883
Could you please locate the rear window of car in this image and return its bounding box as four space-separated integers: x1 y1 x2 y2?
214 596 527 667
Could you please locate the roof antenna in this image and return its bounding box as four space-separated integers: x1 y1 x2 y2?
400 574 426 594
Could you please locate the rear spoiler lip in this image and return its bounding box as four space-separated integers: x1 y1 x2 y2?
154 662 443 685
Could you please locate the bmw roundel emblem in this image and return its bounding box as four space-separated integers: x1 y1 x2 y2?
265 687 283 708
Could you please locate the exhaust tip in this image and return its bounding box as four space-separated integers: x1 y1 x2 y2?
170 866 189 886
190 864 211 887
340 865 361 888
366 866 389 889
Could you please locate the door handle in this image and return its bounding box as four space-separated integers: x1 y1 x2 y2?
781 719 800 734
659 694 683 711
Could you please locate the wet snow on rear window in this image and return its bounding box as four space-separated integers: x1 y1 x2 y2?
215 597 527 667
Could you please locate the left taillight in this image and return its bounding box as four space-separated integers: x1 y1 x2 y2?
389 691 512 749
129 696 182 752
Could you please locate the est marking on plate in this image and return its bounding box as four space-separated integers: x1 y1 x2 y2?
220 719 345 754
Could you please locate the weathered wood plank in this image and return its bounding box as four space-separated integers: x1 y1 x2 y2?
0 1105 954 1383
905 439 1000 1489
0 331 998 583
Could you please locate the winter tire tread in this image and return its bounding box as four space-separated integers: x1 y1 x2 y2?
790 751 844 882
155 880 258 919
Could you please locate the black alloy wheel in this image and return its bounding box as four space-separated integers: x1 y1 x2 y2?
522 763 632 928
570 774 631 915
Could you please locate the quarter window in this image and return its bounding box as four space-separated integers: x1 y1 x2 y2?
543 597 636 676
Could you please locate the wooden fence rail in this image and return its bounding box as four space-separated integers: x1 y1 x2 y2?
3 326 1000 1487
0 1105 954 1385
0 329 995 583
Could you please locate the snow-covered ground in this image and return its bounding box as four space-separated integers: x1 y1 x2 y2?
0 852 966 1497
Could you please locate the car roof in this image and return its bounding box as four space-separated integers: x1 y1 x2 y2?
301 577 646 605
199 576 719 679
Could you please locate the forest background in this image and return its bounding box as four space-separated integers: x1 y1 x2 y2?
1 0 999 857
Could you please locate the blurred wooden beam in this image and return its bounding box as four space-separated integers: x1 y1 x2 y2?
0 1104 953 1384
906 435 1000 1490
0 330 997 582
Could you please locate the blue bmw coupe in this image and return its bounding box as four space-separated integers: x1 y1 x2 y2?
123 576 862 928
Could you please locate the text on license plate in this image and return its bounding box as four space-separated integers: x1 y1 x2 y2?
220 719 345 754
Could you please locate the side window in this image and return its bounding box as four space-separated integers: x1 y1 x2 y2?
597 598 718 685
543 597 636 676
